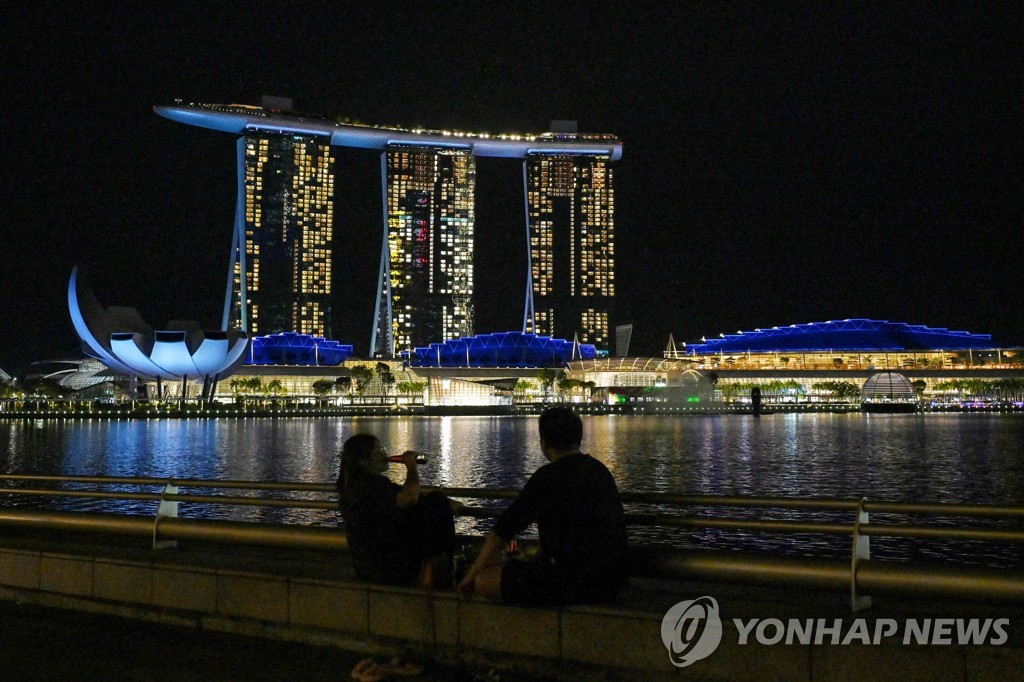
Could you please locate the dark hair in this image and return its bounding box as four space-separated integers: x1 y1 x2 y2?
337 433 379 497
538 407 583 451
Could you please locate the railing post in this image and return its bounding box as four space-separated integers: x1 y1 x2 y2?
851 496 871 611
153 482 179 550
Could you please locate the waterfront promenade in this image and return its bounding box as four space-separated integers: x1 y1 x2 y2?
3 417 1024 679
2 519 1022 681
0 600 387 682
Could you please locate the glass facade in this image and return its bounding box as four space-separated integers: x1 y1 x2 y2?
233 134 334 336
525 154 614 350
376 146 475 356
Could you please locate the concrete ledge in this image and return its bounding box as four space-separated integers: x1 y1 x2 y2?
95 558 152 604
460 599 561 658
40 553 93 597
0 548 40 589
291 578 368 634
561 606 674 674
2 538 1022 680
368 585 458 645
153 566 218 612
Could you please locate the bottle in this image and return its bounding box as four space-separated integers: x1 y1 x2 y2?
453 543 477 586
386 453 428 464
452 545 468 586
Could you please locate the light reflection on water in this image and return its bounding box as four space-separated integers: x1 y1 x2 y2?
2 414 1023 566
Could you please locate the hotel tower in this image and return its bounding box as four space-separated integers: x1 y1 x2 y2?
371 146 476 357
155 101 620 356
225 131 334 336
524 153 615 349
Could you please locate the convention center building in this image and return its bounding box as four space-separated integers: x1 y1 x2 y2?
203 319 1023 410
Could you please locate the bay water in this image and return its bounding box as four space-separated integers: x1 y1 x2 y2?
3 413 1022 566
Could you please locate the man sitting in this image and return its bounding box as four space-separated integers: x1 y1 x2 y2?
458 407 628 605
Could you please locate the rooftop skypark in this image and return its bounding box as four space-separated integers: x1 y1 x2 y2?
155 102 622 159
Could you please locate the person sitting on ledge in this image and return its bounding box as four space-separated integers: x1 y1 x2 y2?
336 433 456 588
458 406 628 606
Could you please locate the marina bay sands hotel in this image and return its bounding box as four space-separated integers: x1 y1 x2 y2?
155 97 621 357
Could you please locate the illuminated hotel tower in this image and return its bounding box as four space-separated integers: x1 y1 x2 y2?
523 153 615 350
225 133 335 336
155 102 621 354
371 146 475 357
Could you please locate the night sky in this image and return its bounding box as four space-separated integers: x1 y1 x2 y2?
3 4 1021 377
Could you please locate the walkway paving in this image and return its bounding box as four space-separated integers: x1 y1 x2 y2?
0 600 548 682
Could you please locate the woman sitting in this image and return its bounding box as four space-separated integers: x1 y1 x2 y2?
336 433 456 587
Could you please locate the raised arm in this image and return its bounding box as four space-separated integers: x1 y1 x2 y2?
394 450 423 508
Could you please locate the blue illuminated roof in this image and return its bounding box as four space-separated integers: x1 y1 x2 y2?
684 319 1012 354
407 331 595 368
247 333 353 366
155 104 623 160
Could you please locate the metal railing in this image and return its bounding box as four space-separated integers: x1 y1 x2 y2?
2 474 1023 609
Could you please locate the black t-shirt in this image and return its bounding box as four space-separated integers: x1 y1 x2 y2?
493 453 628 586
338 474 420 584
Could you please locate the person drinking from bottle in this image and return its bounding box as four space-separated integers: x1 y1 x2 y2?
458 407 628 605
336 434 456 587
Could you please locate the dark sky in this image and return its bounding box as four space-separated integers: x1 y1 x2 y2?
2 4 1021 376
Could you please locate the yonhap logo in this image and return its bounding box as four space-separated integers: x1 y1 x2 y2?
660 596 723 667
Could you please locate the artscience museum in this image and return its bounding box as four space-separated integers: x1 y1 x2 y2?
68 267 248 398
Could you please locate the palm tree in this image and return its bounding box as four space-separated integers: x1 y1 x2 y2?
719 382 745 401
397 381 426 404
817 381 859 404
995 378 1024 402
266 379 284 400
513 379 533 403
245 377 263 407
229 378 244 403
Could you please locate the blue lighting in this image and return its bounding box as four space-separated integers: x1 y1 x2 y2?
405 331 595 368
684 319 1013 354
246 333 354 366
154 105 623 160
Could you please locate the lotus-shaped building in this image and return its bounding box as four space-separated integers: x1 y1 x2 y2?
68 267 248 383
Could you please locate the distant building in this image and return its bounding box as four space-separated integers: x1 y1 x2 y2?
669 319 1011 361
524 153 615 351
247 332 353 366
67 267 248 398
155 102 622 355
405 331 594 368
372 146 475 357
564 319 1024 409
227 133 335 337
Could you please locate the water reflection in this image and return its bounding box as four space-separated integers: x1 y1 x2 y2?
2 414 1023 565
